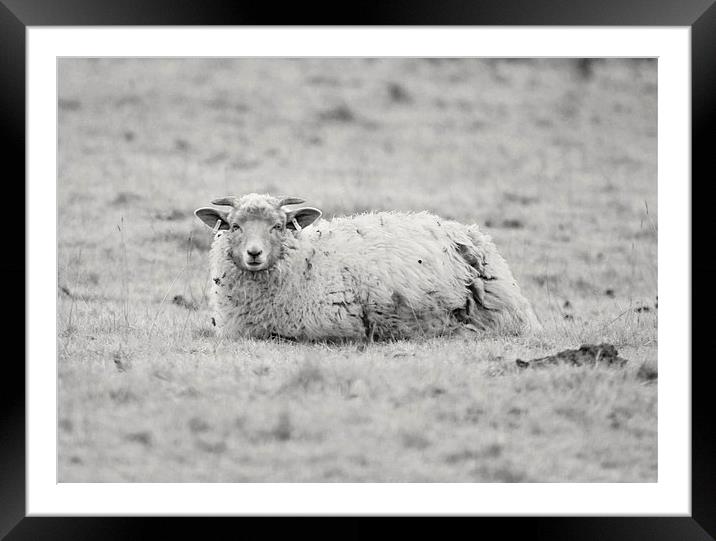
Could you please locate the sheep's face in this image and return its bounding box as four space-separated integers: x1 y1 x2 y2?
226 208 287 271
195 193 322 272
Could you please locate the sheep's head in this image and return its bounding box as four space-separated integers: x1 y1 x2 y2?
194 193 322 272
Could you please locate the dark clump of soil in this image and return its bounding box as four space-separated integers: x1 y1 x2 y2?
284 364 324 392
59 284 73 297
154 209 185 221
387 82 413 104
485 218 524 229
188 417 211 434
636 363 658 382
112 350 130 372
504 192 539 206
172 294 198 310
574 58 598 80
109 388 137 404
111 191 142 206
196 439 227 454
59 98 82 111
174 138 191 152
271 411 293 441
59 418 73 432
125 431 152 446
516 343 628 369
532 273 560 288
306 135 323 146
317 104 356 123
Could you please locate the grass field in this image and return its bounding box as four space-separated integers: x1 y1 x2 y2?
57 58 657 482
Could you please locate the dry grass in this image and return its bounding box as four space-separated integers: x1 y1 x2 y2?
57 58 657 482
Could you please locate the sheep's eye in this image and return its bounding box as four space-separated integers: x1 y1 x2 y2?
272 223 283 231
231 223 242 232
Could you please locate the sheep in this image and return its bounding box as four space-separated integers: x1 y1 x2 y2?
194 193 541 341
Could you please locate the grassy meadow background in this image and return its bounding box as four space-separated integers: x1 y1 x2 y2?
57 58 657 482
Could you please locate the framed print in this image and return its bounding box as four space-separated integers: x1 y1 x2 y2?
3 0 710 538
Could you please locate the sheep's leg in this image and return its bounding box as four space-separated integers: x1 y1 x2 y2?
469 279 498 311
268 332 298 343
457 238 532 333
454 289 487 334
364 314 376 343
360 307 376 344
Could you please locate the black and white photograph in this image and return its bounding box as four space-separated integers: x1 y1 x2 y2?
56 57 659 483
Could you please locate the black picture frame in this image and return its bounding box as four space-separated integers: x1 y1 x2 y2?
3 1 709 538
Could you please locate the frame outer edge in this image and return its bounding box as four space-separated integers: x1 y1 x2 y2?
3 0 713 537
692 0 716 538
0 0 27 538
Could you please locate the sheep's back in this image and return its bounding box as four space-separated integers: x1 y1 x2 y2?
306 212 476 312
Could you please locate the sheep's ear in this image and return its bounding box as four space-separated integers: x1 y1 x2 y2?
195 207 229 230
286 207 322 231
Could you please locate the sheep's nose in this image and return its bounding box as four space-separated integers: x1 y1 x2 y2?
246 247 263 258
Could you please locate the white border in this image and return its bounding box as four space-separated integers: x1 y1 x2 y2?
28 27 691 516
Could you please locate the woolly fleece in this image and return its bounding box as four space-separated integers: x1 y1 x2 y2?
207 210 540 341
